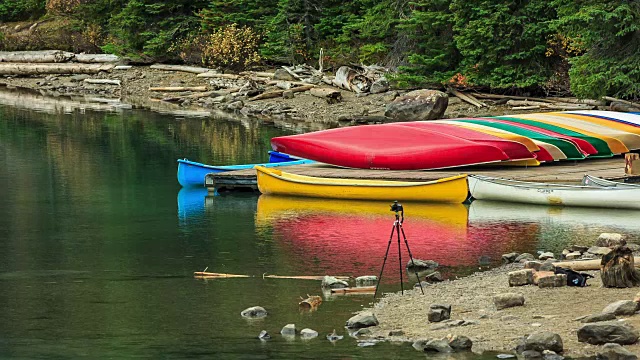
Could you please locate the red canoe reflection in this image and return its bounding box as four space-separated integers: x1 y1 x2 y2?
256 196 538 279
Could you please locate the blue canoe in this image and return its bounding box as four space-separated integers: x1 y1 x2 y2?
177 158 315 187
269 151 302 163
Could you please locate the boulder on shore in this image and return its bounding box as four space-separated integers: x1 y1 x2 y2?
523 332 564 353
428 304 451 323
508 269 534 287
596 343 638 360
384 89 448 121
322 275 349 289
577 322 639 345
597 233 626 247
603 300 639 316
494 293 525 310
346 311 379 328
502 252 520 264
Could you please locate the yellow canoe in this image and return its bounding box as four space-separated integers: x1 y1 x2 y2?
255 166 469 203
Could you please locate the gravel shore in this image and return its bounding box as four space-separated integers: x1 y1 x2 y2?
366 264 640 357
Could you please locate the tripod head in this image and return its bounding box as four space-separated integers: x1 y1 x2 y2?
390 201 404 223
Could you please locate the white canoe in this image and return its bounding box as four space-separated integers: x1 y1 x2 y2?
581 174 640 188
468 175 640 209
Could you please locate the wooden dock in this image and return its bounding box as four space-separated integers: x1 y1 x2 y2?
205 157 640 192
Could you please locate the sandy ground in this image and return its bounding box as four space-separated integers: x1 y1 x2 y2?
363 263 640 357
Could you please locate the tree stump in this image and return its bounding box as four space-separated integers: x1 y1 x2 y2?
299 295 322 310
601 245 640 288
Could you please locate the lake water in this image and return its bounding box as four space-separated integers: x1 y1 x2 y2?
1 91 639 359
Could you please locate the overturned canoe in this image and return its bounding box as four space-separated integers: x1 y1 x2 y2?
468 175 640 209
270 124 512 170
177 158 314 187
581 175 640 188
255 166 469 203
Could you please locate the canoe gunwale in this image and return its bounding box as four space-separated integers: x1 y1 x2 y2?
256 166 468 188
469 175 638 192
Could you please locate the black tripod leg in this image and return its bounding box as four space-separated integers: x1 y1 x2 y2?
400 225 425 295
397 222 404 295
373 223 396 300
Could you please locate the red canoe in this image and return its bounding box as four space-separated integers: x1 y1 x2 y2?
395 122 536 161
270 124 512 170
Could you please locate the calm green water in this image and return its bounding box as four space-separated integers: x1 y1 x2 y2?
1 92 640 359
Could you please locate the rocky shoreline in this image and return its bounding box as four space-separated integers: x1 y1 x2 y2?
354 256 640 358
0 65 565 130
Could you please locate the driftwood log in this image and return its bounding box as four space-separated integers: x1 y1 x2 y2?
196 72 239 79
449 88 486 107
0 63 114 75
193 271 250 279
553 257 640 271
0 50 74 63
601 245 640 288
332 66 370 93
149 86 208 92
299 295 322 309
74 54 121 63
248 85 314 101
330 286 376 294
263 275 350 281
83 79 121 86
309 87 342 104
150 64 212 74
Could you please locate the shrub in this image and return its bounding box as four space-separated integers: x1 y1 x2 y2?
201 24 261 69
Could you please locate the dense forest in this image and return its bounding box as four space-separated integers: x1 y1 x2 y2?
0 0 639 99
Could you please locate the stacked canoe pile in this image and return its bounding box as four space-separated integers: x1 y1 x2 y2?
271 110 640 170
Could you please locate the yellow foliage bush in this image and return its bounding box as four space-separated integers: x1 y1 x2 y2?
201 24 261 70
46 0 82 14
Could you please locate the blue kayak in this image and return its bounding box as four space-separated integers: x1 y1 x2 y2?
268 151 309 163
177 158 315 187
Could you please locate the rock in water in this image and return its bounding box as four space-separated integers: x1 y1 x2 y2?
280 324 296 336
603 300 639 316
346 311 379 328
384 89 448 121
494 293 525 310
428 304 452 322
424 339 452 353
577 322 639 345
406 259 439 271
241 306 268 318
448 335 473 350
326 329 343 341
355 275 378 287
596 343 638 360
321 275 349 289
523 332 563 353
300 328 318 339
258 330 271 340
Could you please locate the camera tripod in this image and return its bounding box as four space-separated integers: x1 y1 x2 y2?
373 201 425 299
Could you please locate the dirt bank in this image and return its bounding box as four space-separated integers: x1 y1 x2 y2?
0 66 552 130
363 264 640 357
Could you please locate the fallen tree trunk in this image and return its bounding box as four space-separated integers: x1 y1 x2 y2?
332 66 370 93
83 79 121 86
149 86 208 92
449 88 486 107
330 286 376 294
74 54 121 63
512 106 541 111
507 99 594 110
309 87 342 104
603 96 640 109
248 85 314 101
473 93 557 103
196 72 240 79
552 97 605 106
150 64 212 74
553 257 640 271
193 271 250 279
601 246 640 288
0 63 114 75
239 71 274 78
263 275 350 281
161 91 216 103
0 50 74 63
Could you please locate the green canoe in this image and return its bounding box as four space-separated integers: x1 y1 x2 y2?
454 119 586 160
494 116 613 158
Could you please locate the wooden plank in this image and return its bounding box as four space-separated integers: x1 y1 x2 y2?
625 153 640 175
